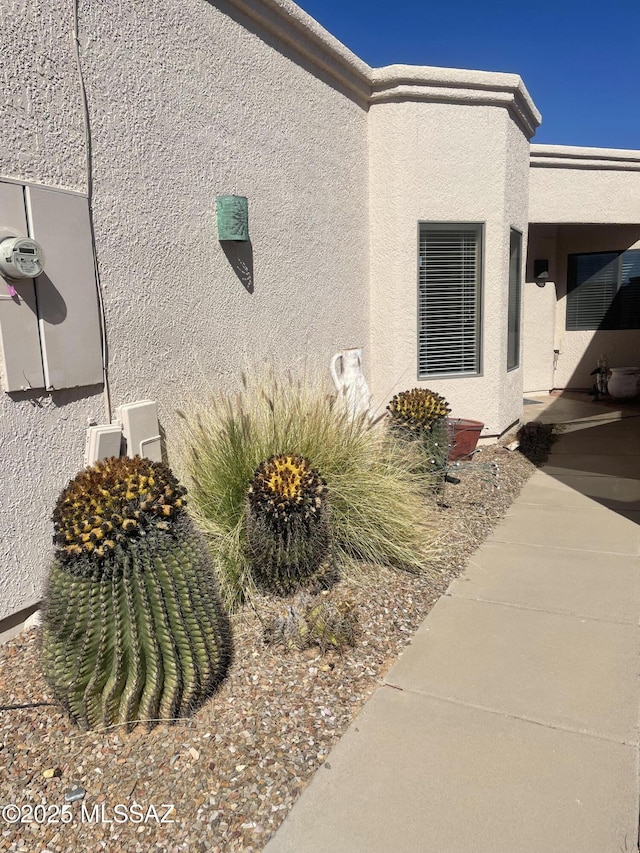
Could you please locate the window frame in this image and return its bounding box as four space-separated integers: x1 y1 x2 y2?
507 227 523 371
416 221 484 380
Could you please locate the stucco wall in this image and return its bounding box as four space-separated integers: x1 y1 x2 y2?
80 0 369 436
0 388 105 620
527 151 640 392
523 225 557 393
530 147 640 225
368 69 536 436
0 0 369 621
550 225 640 389
499 115 532 429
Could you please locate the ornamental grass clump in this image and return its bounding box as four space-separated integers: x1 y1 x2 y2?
42 456 232 731
178 368 439 609
245 453 331 594
387 388 451 477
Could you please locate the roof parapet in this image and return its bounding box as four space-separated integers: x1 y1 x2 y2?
224 0 542 136
531 145 640 171
370 65 541 138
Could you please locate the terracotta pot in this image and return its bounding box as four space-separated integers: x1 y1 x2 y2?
447 418 484 461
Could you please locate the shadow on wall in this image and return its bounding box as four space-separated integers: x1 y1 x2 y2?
36 273 68 325
221 240 254 294
6 384 104 407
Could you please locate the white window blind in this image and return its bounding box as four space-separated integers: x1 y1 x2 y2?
418 224 482 377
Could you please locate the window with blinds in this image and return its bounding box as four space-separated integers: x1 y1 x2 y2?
418 223 482 377
567 249 640 330
507 229 522 371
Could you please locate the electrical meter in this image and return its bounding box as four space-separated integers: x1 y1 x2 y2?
0 236 46 280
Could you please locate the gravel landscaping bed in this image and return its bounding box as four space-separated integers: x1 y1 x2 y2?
0 444 535 853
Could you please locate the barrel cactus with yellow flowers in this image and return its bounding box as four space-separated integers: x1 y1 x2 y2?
42 456 232 731
245 453 331 594
387 388 451 478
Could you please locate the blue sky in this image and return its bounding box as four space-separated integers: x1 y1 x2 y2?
296 0 640 150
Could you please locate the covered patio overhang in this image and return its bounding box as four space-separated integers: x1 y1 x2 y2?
524 147 640 394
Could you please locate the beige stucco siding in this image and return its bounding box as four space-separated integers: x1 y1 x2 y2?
499 116 531 428
0 0 102 618
530 147 640 225
523 225 557 393
368 96 532 435
0 0 369 620
81 0 369 414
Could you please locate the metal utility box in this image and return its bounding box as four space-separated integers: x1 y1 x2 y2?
0 180 103 393
0 182 45 391
29 186 103 390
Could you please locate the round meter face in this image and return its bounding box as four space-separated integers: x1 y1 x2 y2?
0 237 45 280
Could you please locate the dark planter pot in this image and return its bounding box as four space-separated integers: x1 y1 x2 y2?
448 418 484 461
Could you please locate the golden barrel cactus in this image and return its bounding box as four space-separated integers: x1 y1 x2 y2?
42 456 232 731
387 388 451 478
387 388 450 433
245 454 331 594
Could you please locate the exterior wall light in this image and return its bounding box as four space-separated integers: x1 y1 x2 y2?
216 195 249 242
534 258 549 288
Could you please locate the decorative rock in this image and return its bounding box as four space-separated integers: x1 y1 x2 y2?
23 610 43 632
64 785 85 803
42 768 60 779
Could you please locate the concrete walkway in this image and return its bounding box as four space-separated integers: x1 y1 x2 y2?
265 399 640 853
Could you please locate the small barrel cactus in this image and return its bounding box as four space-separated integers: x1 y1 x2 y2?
304 593 357 652
387 388 451 433
387 388 451 479
264 591 357 653
245 453 331 594
42 456 232 731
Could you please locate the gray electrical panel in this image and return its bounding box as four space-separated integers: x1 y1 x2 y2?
28 186 103 390
0 182 45 392
0 180 103 393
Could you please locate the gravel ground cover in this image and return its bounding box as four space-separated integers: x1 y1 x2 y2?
0 444 535 853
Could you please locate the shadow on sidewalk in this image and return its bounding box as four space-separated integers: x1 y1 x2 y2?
522 392 640 524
